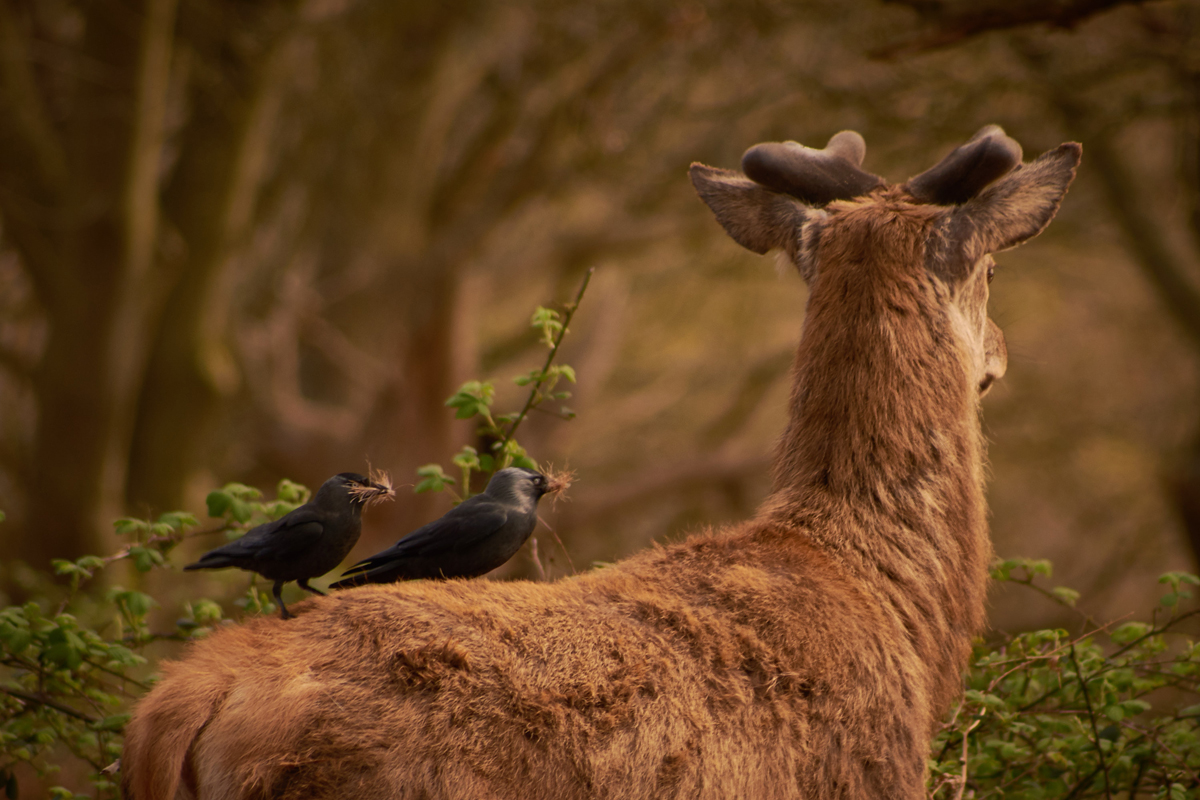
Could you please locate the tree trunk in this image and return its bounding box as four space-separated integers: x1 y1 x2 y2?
12 0 177 568
126 30 296 515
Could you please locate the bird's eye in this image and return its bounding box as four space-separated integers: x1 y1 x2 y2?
986 265 995 284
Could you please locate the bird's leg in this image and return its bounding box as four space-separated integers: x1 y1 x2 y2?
273 580 294 620
297 578 325 596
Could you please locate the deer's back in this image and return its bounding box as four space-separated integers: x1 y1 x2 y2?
141 526 930 800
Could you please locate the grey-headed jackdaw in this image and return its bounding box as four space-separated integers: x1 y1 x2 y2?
331 467 555 588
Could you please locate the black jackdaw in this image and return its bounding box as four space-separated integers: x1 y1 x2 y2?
185 472 393 618
331 467 555 588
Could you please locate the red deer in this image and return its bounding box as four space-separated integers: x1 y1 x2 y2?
121 126 1080 799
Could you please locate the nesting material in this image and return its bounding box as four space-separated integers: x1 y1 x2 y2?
541 465 574 508
349 467 396 507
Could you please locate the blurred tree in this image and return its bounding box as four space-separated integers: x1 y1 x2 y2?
876 0 1200 567
0 0 193 568
0 0 809 574
1 0 1196 633
0 0 366 576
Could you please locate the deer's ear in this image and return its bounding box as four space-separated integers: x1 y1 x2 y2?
690 163 815 256
956 143 1081 258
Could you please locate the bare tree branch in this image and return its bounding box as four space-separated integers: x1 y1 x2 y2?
1018 42 1200 351
872 0 1154 59
0 0 70 196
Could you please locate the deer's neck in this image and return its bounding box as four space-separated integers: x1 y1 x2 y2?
769 295 984 523
758 233 992 698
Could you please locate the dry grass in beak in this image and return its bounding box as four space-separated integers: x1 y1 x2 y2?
542 465 574 509
350 467 395 507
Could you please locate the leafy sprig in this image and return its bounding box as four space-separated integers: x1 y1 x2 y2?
419 268 593 500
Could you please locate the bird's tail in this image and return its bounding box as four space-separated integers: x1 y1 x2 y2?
327 572 368 591
182 553 236 571
121 659 228 800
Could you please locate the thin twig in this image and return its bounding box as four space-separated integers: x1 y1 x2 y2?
1 687 98 724
1060 764 1106 800
1127 753 1149 798
954 717 982 800
536 514 577 575
494 267 594 466
79 656 152 692
1109 609 1200 660
1070 641 1113 800
529 536 547 581
1121 721 1200 786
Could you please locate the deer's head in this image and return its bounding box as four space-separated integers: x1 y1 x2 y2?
690 126 1080 399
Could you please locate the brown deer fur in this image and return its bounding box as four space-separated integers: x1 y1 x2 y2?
122 129 1080 800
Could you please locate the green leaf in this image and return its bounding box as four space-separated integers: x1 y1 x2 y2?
530 307 563 346
112 518 147 536
128 546 165 573
452 446 480 470
188 599 223 625
1120 699 1151 715
44 631 82 669
90 714 130 732
107 588 157 618
414 464 455 494
1111 622 1150 644
445 381 495 419
512 455 538 470
157 511 198 531
1 627 32 655
556 364 576 383
75 556 105 571
1051 586 1080 607
276 479 310 505
222 482 263 501
228 498 253 524
1028 559 1052 577
990 557 1021 581
205 490 232 518
260 500 299 520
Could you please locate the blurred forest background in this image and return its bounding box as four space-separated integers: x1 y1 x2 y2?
1 0 1198 633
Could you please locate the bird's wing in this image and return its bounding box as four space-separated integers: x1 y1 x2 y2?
245 510 327 563
193 510 326 567
341 500 509 575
